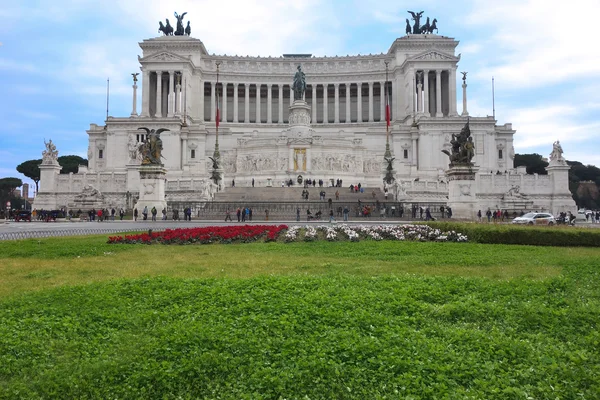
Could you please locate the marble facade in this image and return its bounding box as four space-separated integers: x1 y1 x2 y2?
33 31 576 216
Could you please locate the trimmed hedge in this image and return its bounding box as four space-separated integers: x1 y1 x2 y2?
423 221 600 247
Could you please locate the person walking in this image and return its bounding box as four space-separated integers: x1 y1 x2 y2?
236 208 241 222
225 208 232 222
142 206 148 221
296 207 300 222
329 209 335 223
119 208 125 221
265 209 269 221
343 206 349 222
477 209 482 222
162 208 167 220
111 208 116 221
151 206 157 221
134 208 138 221
252 178 255 187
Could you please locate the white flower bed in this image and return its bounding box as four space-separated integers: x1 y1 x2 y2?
288 224 468 243
284 226 300 242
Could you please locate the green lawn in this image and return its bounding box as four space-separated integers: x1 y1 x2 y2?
0 236 599 398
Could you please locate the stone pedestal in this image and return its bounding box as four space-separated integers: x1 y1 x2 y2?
33 162 62 210
133 165 167 214
546 163 576 214
446 165 478 220
289 100 311 126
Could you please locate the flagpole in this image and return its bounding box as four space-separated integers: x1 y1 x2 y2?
384 61 392 158
492 76 496 121
106 78 110 122
214 62 221 159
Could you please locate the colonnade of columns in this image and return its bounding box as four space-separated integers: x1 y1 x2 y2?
203 81 393 124
412 69 457 117
141 70 184 118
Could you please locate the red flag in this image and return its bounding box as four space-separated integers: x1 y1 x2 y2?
385 104 390 127
215 107 220 129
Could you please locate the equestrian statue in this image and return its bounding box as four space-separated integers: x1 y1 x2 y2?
292 65 306 101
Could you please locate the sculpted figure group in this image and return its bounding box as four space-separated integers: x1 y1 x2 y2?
406 11 438 35
159 12 191 36
441 119 475 166
137 127 169 166
42 139 59 164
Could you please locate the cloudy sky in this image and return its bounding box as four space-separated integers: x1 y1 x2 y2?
0 0 598 190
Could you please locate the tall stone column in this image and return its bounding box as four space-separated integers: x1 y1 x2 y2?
167 71 175 117
379 81 385 122
450 69 458 116
334 83 340 123
423 70 430 116
323 84 328 124
233 83 239 122
141 70 150 117
435 70 443 117
368 82 374 122
346 83 351 123
131 79 138 117
357 82 363 123
255 84 261 123
267 84 273 123
311 85 317 123
462 79 469 116
198 79 204 121
222 82 227 123
410 69 416 116
416 73 423 114
244 83 250 123
210 81 216 122
155 71 163 118
175 74 182 116
278 84 283 123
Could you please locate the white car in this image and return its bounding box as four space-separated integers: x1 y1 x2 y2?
512 212 556 226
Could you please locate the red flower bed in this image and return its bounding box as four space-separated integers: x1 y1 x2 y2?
108 225 288 245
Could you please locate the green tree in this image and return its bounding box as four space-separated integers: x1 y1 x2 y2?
16 159 42 193
514 153 548 175
57 155 88 174
0 177 23 208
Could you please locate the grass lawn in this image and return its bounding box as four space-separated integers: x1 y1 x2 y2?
0 235 599 398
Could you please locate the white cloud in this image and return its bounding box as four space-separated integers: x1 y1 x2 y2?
505 103 600 150
467 0 600 88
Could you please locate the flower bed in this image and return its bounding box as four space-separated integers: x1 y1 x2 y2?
108 225 288 244
108 224 467 245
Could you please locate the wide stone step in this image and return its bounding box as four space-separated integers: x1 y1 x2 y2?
214 187 390 202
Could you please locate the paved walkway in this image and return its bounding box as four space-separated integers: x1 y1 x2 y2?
0 218 408 241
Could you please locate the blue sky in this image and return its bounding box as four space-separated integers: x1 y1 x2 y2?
1 0 599 191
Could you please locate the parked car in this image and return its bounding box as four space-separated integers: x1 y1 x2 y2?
14 210 32 222
512 212 556 226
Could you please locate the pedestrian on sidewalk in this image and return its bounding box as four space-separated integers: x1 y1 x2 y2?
225 208 232 222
